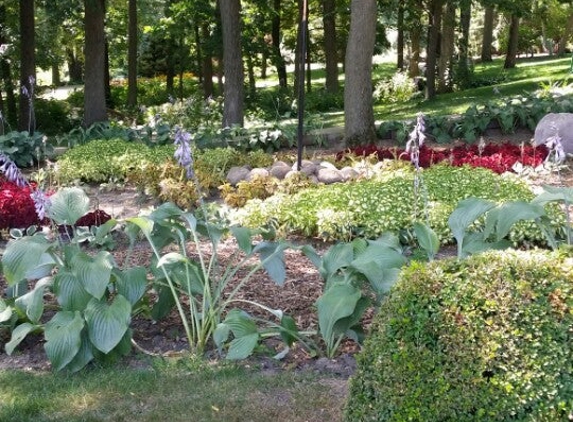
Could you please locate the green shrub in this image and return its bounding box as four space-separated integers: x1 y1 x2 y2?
346 249 573 421
54 139 174 183
232 165 552 243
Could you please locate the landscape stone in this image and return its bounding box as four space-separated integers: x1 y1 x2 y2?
270 161 291 179
317 168 343 184
534 113 573 154
247 167 270 181
340 167 359 180
226 166 251 185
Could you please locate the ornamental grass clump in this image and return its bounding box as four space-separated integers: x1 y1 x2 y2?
346 249 573 421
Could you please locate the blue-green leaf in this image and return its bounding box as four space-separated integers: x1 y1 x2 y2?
85 295 131 354
5 323 39 355
1 236 52 285
226 333 260 360
71 251 114 300
48 187 90 226
44 311 84 371
54 270 92 311
115 267 147 306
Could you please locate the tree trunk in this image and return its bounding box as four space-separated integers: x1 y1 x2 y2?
220 0 244 127
397 1 404 70
67 48 83 83
127 0 138 108
246 53 256 98
51 63 61 86
425 0 443 100
19 0 36 134
272 0 287 89
407 0 422 78
558 13 573 57
481 5 494 62
438 1 455 94
261 47 268 79
344 0 377 146
84 0 108 126
201 23 214 98
457 0 471 87
104 40 113 108
323 0 339 94
504 14 520 69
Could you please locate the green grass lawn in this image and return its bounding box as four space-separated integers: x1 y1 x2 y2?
0 358 347 422
260 55 573 128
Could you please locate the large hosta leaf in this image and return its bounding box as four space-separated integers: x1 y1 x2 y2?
1 236 52 285
53 269 92 311
85 295 131 354
44 311 84 371
483 201 545 241
48 187 90 226
115 267 147 306
254 242 288 286
64 329 94 373
316 283 362 348
71 251 114 300
0 299 12 323
15 277 52 323
5 323 39 355
448 198 495 257
226 334 260 360
320 242 354 280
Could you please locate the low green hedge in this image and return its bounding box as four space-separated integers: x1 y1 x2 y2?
346 249 573 421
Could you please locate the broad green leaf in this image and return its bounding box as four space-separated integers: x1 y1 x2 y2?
126 216 154 238
85 295 131 354
150 285 176 321
532 185 573 205
448 198 495 258
0 299 13 323
15 277 52 323
254 242 288 286
231 226 253 254
5 323 38 355
353 261 401 298
316 283 362 350
44 311 84 371
368 232 402 252
224 309 258 338
280 315 299 347
1 236 52 285
71 251 114 300
115 267 147 306
24 253 56 281
299 245 322 269
54 270 92 311
320 243 354 280
48 187 90 226
149 202 184 221
226 333 259 360
351 244 406 270
484 201 545 241
332 296 370 337
214 323 231 352
64 329 94 373
413 222 440 259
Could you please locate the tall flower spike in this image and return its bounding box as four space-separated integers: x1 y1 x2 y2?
0 153 28 187
30 189 51 221
174 127 195 179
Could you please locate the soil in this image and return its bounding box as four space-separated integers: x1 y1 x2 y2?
1 129 571 377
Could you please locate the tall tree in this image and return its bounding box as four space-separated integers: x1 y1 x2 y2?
220 0 244 127
437 1 456 94
481 3 495 61
504 14 520 68
397 1 405 70
127 0 138 107
272 0 288 88
19 0 35 133
425 0 443 100
0 4 17 128
323 0 339 93
457 0 472 88
344 0 377 146
84 0 108 126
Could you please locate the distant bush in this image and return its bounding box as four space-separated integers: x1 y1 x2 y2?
346 249 573 421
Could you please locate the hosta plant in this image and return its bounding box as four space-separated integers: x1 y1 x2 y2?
126 203 303 359
1 188 145 372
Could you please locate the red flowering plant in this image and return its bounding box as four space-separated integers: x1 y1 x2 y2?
337 142 548 174
0 176 44 230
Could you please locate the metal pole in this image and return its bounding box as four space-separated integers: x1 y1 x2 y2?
296 0 308 171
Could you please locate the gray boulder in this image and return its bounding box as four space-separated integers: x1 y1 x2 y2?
247 168 270 181
226 166 251 185
534 113 573 154
317 168 344 184
270 161 291 179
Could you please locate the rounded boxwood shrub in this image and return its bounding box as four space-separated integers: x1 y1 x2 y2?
346 249 573 421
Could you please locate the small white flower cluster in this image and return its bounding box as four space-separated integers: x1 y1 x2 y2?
544 125 566 164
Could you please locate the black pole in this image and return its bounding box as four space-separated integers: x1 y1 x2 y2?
296 0 308 171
